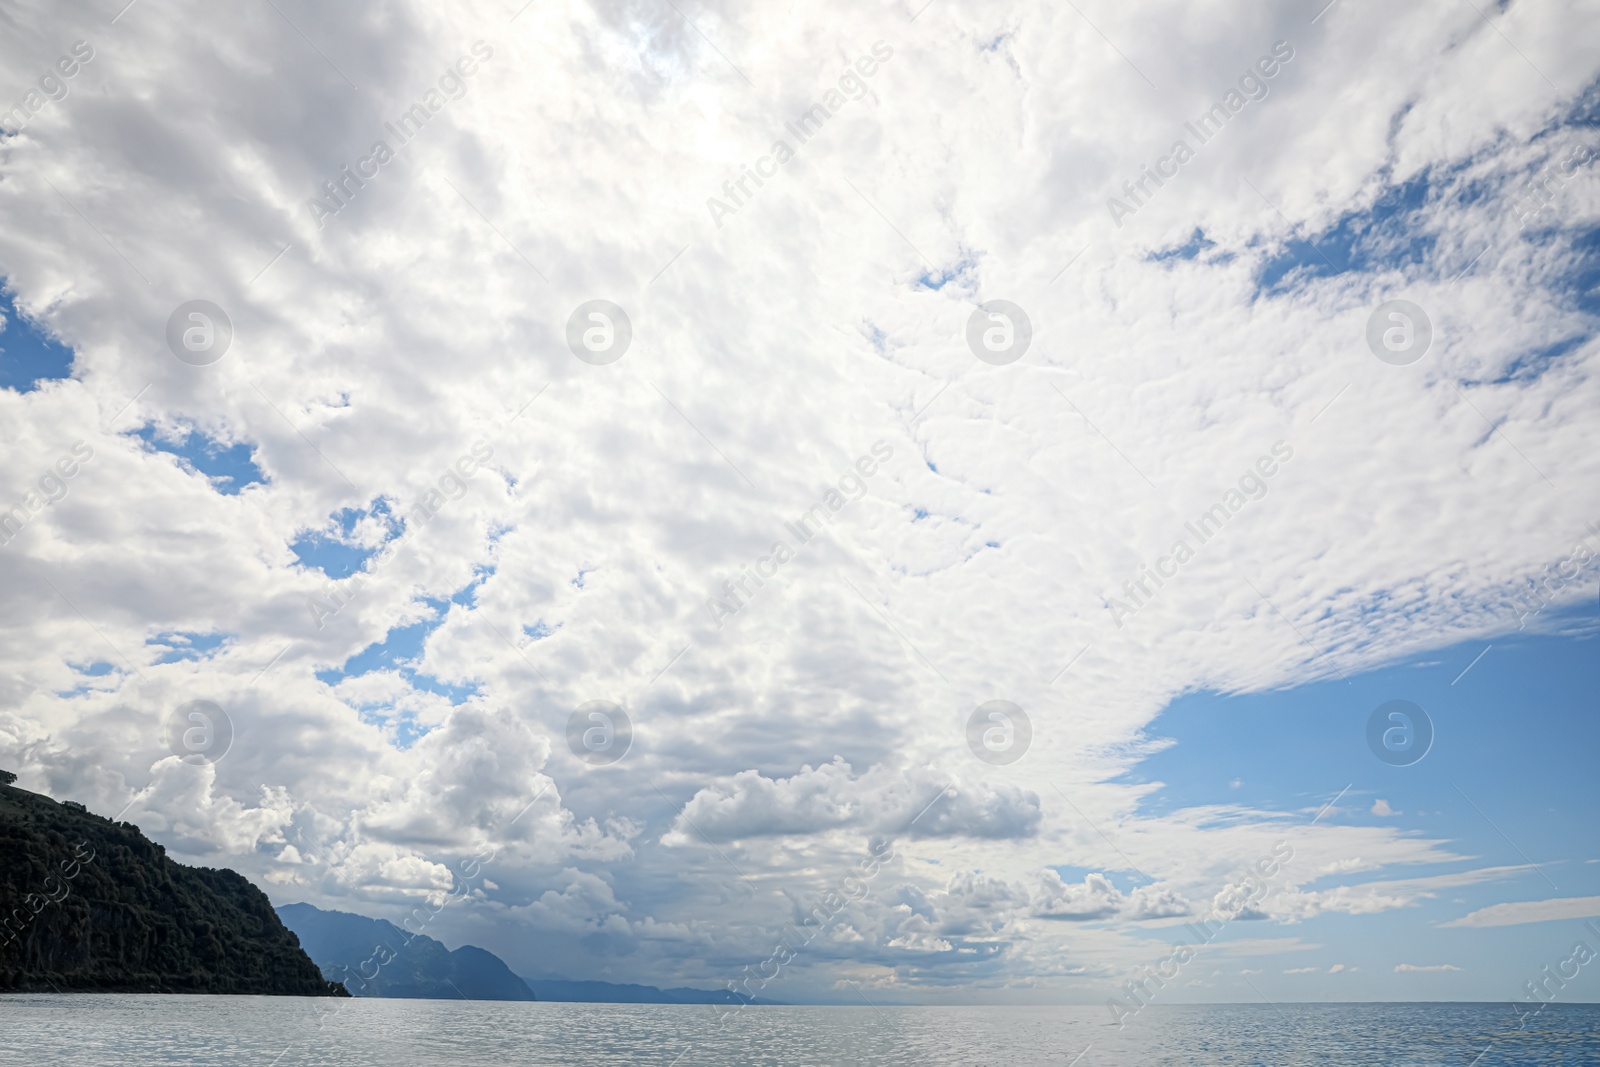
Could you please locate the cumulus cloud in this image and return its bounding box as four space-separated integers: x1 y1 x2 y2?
1033 871 1191 922
122 758 295 856
1034 872 1126 922
1395 963 1463 973
1125 883 1192 920
662 760 1041 843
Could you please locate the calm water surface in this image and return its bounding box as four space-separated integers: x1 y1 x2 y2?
1 997 1596 1065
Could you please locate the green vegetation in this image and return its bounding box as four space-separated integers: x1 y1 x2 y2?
0 771 346 996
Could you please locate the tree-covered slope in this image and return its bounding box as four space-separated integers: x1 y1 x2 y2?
277 902 536 1000
0 773 345 995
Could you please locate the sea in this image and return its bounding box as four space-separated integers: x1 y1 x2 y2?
1 997 1596 1065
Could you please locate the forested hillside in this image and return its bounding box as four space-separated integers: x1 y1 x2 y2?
0 771 345 996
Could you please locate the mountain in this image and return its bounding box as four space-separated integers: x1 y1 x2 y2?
275 902 782 1005
276 902 536 1000
0 773 344 995
520 977 779 1005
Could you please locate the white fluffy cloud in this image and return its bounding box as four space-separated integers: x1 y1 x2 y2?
664 760 1041 843
1033 871 1191 922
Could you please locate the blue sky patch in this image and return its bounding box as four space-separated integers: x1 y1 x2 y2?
1560 224 1600 316
404 673 480 704
147 630 229 664
1255 174 1434 296
451 565 495 607
1475 334 1589 386
317 591 483 723
131 424 267 495
0 288 74 393
1122 628 1599 889
357 709 434 750
318 602 443 682
1148 228 1216 263
292 533 380 581
55 659 121 699
914 253 974 293
291 499 403 579
1047 865 1153 894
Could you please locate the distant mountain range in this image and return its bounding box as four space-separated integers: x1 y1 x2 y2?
519 977 778 1005
277 902 536 1000
0 774 342 996
276 902 779 1005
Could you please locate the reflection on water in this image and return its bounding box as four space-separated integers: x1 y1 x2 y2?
0 996 1596 1066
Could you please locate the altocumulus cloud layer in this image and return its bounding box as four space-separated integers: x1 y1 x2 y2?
0 0 1597 1004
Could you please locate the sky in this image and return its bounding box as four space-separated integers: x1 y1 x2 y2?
1 0 1599 1015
